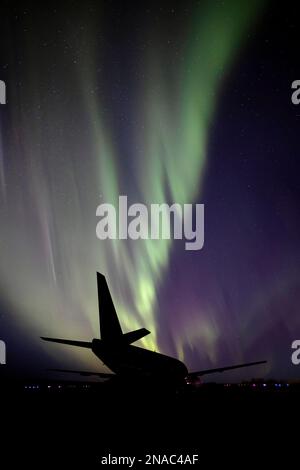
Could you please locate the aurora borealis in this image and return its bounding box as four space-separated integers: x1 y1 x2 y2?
1 0 300 380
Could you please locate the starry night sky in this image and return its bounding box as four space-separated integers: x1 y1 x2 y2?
0 0 300 381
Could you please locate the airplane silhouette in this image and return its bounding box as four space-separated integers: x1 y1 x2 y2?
41 273 266 386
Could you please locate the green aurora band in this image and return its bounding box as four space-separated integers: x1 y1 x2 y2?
86 1 262 359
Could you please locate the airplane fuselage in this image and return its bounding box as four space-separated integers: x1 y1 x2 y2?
92 339 188 382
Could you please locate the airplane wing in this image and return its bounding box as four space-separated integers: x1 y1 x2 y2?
188 360 267 378
48 368 114 378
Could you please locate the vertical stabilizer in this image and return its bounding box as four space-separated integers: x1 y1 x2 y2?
97 272 123 340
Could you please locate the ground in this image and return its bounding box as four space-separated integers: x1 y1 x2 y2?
1 381 298 466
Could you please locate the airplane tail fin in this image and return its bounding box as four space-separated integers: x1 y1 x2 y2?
97 272 123 340
97 273 150 344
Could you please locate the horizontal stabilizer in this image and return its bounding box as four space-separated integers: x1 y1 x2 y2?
41 337 92 348
188 360 267 378
48 368 114 378
122 328 150 344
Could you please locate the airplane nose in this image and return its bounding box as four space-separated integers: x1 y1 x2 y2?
172 360 188 377
179 362 188 377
